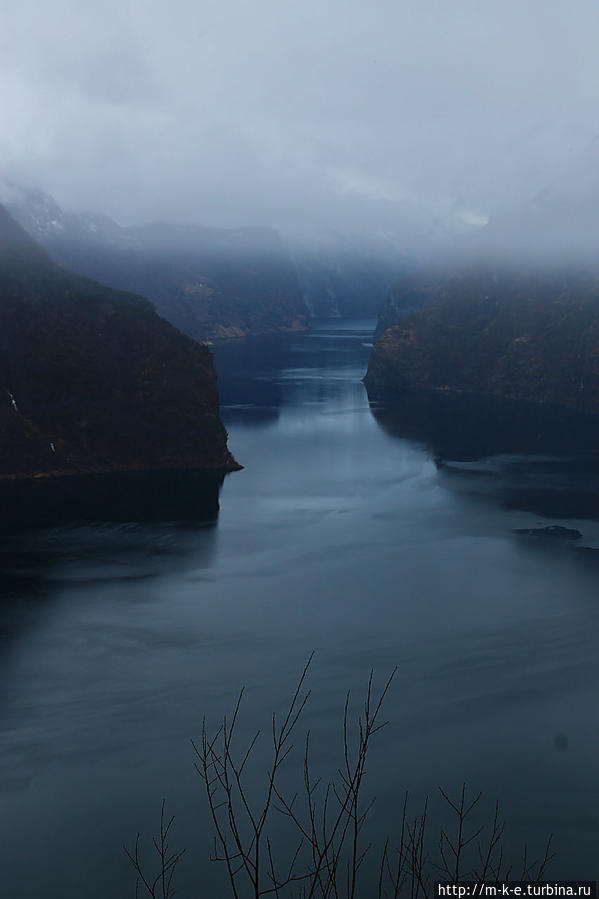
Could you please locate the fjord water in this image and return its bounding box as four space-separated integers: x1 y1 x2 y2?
2 320 599 896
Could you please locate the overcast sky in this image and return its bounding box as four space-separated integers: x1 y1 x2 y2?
3 0 599 237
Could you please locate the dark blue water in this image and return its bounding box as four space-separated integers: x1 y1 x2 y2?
1 320 599 896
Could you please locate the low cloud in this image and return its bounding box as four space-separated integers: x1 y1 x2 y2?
2 0 599 256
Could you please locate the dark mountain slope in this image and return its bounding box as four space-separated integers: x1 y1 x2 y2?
123 222 308 340
0 205 238 478
3 185 308 341
365 265 599 418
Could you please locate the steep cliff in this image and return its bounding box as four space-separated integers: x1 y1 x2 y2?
374 267 443 338
289 232 401 319
365 265 599 418
0 205 238 478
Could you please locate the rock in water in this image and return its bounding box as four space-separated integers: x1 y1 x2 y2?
513 525 582 540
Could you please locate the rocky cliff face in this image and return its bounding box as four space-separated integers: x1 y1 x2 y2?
3 184 309 342
0 205 238 479
365 265 599 418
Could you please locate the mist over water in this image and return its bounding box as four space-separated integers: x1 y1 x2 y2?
1 321 599 896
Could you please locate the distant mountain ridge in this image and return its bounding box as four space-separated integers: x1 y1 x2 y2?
0 203 238 478
2 182 410 330
2 183 309 341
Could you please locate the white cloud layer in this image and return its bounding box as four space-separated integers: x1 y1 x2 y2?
3 0 599 249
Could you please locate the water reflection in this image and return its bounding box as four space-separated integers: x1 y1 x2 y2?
0 469 224 531
213 319 376 417
212 333 286 425
2 321 599 896
0 471 223 659
369 390 599 461
370 392 599 528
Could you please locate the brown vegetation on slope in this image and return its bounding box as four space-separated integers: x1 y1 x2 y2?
366 267 599 418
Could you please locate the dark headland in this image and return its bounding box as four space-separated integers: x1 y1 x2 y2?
365 264 599 426
0 204 239 482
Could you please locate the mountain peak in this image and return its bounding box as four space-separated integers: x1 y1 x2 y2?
0 203 50 262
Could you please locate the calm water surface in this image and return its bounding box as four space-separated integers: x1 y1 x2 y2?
1 320 599 896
